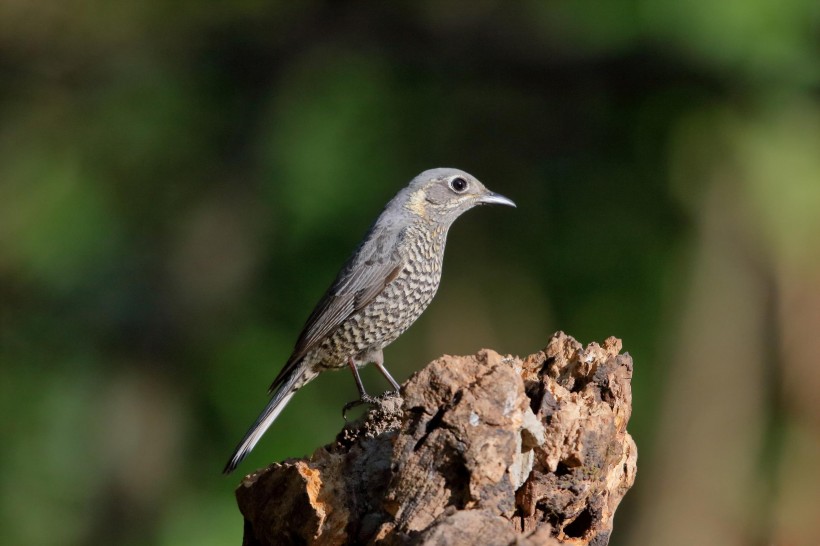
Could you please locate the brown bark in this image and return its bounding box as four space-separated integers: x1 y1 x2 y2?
235 332 637 546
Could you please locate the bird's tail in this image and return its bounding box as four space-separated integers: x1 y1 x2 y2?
223 366 309 474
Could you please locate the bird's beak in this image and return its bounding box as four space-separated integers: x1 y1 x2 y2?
479 191 516 208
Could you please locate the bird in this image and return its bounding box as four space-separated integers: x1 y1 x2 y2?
224 167 515 474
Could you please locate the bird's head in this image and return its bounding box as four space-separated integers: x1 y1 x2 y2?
402 168 516 225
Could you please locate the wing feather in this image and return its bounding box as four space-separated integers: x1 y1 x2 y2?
267 224 406 392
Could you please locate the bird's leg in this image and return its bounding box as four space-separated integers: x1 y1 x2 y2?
347 357 370 399
343 357 378 420
372 350 401 392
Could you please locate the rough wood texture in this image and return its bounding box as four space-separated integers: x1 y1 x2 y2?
235 332 637 545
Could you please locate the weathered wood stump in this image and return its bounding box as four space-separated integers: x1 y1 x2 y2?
235 332 637 545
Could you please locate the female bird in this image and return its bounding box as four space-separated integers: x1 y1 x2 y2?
224 168 515 473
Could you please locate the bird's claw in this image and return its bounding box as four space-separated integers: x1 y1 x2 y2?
342 394 378 421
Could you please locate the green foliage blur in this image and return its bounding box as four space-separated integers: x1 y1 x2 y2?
2 2 819 545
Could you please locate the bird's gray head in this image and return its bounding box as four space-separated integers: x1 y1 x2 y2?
399 168 515 225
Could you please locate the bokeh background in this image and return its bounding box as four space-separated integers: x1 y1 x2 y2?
2 2 820 545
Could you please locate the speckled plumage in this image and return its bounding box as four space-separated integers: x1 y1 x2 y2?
224 168 514 473
309 224 445 370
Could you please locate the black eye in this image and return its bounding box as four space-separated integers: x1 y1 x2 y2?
449 177 468 193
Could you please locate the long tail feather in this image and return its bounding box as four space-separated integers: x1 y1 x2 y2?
223 367 307 474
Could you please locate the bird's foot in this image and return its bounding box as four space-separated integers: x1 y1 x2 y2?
342 394 379 421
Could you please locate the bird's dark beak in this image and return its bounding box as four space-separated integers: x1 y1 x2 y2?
479 191 516 208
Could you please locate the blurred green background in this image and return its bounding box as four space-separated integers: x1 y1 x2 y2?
2 1 820 545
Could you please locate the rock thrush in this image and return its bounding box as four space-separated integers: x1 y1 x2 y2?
224 168 515 473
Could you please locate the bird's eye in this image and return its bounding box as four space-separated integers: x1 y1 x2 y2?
449 177 468 193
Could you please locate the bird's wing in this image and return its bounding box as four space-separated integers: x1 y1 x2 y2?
268 224 406 393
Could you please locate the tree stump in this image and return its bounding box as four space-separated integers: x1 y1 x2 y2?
234 332 637 545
